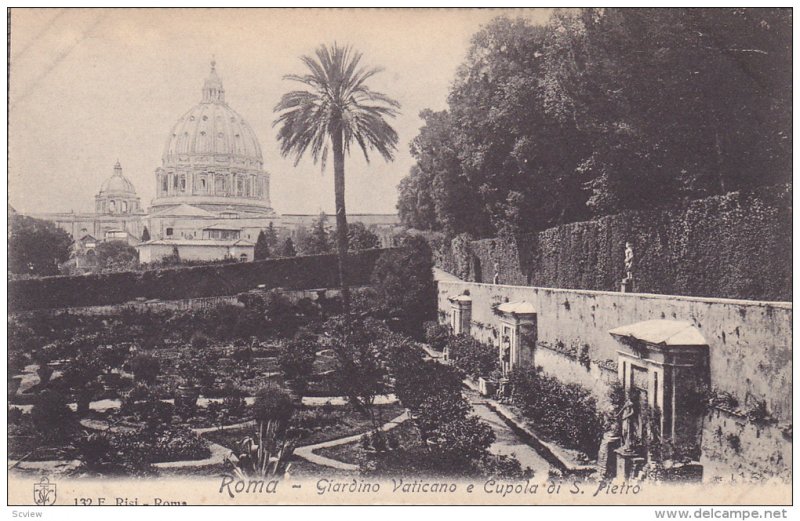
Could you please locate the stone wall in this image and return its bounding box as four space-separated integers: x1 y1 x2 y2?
437 279 792 479
435 185 792 301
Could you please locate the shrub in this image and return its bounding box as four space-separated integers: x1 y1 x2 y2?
423 322 451 351
277 333 318 392
415 391 471 442
253 387 295 429
30 390 74 441
510 367 603 458
231 347 253 364
190 331 211 349
130 353 160 384
446 334 499 379
8 407 24 424
431 416 495 461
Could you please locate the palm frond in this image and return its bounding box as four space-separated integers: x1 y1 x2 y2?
273 42 401 170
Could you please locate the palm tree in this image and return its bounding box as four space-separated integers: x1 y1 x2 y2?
273 43 400 311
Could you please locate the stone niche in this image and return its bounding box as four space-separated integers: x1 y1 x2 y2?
448 294 472 335
495 301 537 377
609 320 710 462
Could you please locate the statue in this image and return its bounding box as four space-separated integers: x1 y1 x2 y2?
619 398 637 451
624 242 634 282
493 261 500 285
501 336 511 375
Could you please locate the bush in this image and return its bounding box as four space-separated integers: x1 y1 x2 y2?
130 353 160 384
119 384 175 429
423 322 451 351
446 334 499 379
190 331 211 349
30 390 74 441
277 333 318 392
253 387 295 429
510 367 603 458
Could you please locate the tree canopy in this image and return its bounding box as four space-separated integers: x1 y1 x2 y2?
9 213 73 276
398 9 791 237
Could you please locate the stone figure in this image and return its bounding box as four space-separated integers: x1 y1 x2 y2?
620 398 637 450
493 261 500 285
624 242 634 281
501 336 511 374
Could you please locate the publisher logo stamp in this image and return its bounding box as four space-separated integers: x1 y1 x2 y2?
33 477 56 506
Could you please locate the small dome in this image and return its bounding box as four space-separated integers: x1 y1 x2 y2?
99 161 137 195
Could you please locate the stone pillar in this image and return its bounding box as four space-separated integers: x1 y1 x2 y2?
448 294 472 335
495 301 537 376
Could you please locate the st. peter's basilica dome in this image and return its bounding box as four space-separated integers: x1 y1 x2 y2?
150 61 273 216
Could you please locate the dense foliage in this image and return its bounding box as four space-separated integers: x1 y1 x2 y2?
398 10 791 237
445 334 500 380
9 248 389 311
370 234 437 339
8 212 73 276
510 367 604 458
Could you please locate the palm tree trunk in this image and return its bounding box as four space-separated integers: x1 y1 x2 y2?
332 125 351 313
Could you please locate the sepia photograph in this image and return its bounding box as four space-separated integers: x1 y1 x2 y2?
5 6 793 509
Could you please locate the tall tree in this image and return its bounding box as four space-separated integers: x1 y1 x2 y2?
300 212 332 255
540 8 791 214
254 230 270 260
8 213 73 276
279 237 297 258
265 221 279 250
274 43 400 312
94 241 139 272
347 222 380 251
141 226 151 242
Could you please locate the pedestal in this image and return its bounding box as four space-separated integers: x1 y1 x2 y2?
597 433 621 478
498 378 511 399
620 279 633 293
615 448 639 480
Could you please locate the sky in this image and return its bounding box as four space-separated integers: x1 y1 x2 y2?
9 8 553 215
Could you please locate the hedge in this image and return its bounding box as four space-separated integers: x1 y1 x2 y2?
9 249 396 311
432 185 791 301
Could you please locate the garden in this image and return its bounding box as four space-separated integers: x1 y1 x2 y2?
7 236 534 480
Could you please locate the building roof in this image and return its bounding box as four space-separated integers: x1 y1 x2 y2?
137 238 255 248
203 223 243 231
496 300 536 315
608 320 707 346
148 203 218 218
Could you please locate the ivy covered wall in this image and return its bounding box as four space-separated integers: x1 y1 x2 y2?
435 185 791 302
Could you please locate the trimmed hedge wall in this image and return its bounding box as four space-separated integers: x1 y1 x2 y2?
9 249 395 311
434 185 791 301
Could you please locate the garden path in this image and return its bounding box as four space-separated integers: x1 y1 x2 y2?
465 389 552 475
293 411 410 471
12 394 398 414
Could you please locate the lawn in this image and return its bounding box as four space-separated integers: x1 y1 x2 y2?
201 402 406 453
315 419 420 466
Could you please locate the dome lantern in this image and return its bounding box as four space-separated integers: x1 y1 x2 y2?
202 58 225 103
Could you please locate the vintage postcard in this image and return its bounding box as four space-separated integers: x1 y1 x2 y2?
6 7 792 509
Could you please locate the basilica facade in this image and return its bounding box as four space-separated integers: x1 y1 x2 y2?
32 62 398 265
